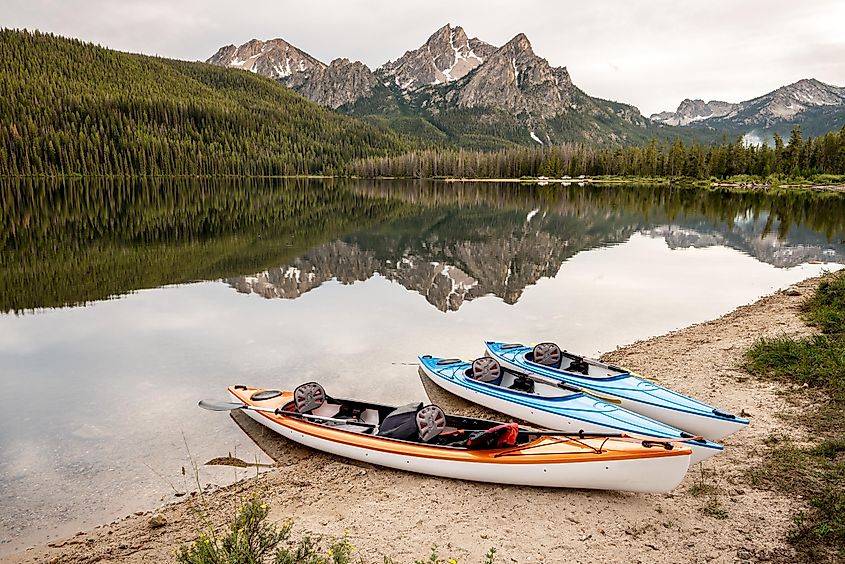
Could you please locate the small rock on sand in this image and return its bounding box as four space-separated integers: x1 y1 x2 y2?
784 287 801 296
148 514 167 528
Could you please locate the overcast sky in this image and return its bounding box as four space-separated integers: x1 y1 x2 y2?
3 0 844 115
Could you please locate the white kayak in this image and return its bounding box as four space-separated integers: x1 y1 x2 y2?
485 341 749 442
419 355 724 463
199 383 693 493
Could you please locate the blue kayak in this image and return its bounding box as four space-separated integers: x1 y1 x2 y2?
484 341 748 442
419 355 723 463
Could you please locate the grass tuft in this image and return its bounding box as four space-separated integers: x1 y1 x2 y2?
744 271 845 561
745 334 845 392
802 273 845 335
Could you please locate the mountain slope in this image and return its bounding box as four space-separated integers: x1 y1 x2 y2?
410 33 652 147
208 24 667 149
0 29 414 176
379 24 496 89
652 79 845 140
206 38 325 79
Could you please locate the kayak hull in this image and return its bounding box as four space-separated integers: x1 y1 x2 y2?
227 387 691 493
418 356 722 464
484 342 748 442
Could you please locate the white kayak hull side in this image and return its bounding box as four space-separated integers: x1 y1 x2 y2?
420 364 717 464
490 353 746 442
234 395 690 493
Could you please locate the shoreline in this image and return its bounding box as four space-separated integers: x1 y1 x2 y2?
2 275 831 563
4 174 845 194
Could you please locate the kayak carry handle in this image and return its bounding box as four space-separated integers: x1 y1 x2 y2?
712 408 737 419
641 440 674 450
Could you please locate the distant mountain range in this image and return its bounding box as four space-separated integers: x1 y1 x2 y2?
208 24 660 149
208 26 845 148
651 79 845 141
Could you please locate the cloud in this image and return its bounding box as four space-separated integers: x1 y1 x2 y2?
3 0 844 114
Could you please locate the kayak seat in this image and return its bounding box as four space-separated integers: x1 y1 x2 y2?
416 405 446 442
294 382 326 413
530 343 563 369
469 357 504 386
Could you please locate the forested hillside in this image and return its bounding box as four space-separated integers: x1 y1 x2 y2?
0 177 412 311
0 29 417 176
351 126 845 180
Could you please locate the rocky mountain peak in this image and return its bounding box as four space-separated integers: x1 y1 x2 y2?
287 57 378 109
650 98 737 126
378 23 496 89
767 78 845 115
206 37 325 79
450 32 573 120
651 78 845 131
505 33 532 51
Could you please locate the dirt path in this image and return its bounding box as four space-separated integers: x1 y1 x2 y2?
3 276 826 564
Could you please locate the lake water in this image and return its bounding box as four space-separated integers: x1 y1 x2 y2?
1 178 844 555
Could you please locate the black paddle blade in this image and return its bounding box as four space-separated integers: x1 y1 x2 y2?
198 399 247 411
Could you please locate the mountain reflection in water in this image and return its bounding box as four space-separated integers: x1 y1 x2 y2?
224 181 845 312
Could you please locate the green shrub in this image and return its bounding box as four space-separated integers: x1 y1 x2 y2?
178 495 496 564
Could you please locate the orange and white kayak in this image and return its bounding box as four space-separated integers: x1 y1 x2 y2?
212 384 692 493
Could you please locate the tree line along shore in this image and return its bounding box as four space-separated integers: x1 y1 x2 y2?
3 30 845 184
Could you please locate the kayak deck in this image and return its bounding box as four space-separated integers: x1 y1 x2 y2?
228 386 691 465
418 355 724 463
484 341 749 441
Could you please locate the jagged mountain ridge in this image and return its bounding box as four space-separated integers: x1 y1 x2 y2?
379 25 496 89
650 99 738 126
207 38 325 80
226 207 635 311
207 24 655 148
206 39 377 109
651 79 845 139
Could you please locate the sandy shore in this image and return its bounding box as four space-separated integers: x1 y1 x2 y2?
3 276 827 564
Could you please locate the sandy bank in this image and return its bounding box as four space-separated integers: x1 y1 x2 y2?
3 276 828 564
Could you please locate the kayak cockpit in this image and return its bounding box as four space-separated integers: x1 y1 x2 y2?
521 342 627 380
453 357 580 399
272 383 537 450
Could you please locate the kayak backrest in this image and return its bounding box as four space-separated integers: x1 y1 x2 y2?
416 405 446 442
377 402 424 440
531 343 562 368
293 382 326 413
470 357 504 385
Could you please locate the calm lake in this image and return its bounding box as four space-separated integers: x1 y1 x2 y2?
2 178 845 554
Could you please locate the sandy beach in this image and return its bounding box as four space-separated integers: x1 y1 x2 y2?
3 275 828 564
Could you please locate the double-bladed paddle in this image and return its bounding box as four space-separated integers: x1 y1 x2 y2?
198 399 377 429
509 371 624 404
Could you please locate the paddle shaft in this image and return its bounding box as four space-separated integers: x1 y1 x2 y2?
204 401 376 429
514 371 623 404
